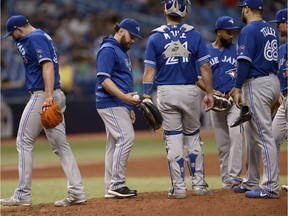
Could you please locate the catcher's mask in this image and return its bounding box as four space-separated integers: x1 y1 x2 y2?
162 0 191 18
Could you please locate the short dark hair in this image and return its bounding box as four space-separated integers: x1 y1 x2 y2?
167 14 183 22
114 23 121 33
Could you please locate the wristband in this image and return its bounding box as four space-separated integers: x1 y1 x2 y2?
143 82 154 95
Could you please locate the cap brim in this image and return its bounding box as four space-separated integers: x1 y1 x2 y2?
2 31 12 39
130 32 143 40
215 26 240 31
237 3 245 7
269 20 281 23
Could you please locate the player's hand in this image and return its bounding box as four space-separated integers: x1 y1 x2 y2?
42 97 53 111
229 87 243 108
203 93 214 112
122 92 141 105
129 110 136 124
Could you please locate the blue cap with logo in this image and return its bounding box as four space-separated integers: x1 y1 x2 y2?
3 15 29 38
238 0 263 10
119 18 143 40
215 16 240 31
270 8 288 23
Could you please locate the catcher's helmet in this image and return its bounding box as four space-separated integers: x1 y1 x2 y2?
162 0 190 18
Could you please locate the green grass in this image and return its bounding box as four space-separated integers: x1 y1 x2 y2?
1 135 220 166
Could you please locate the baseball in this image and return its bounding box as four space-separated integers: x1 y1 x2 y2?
133 94 140 100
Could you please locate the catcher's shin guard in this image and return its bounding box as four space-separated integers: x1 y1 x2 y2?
164 131 186 189
184 132 207 186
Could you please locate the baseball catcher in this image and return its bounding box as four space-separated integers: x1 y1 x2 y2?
40 101 63 129
139 99 163 130
212 91 233 112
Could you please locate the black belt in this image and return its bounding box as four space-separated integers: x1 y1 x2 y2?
29 88 60 94
249 73 276 79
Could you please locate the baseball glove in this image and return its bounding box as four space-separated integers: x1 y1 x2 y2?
230 105 252 127
40 101 63 129
139 99 163 130
212 91 233 112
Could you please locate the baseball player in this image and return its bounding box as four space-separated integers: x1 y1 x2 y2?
270 8 288 192
0 15 86 207
95 18 142 198
208 16 244 189
230 0 281 198
142 0 214 199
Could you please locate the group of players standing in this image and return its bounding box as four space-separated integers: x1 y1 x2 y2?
1 0 287 207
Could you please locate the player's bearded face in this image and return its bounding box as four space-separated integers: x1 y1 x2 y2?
241 9 247 24
220 36 232 48
120 32 135 51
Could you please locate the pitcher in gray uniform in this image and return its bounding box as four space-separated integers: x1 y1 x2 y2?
270 8 288 191
208 16 244 189
230 0 280 198
95 18 142 198
0 15 86 207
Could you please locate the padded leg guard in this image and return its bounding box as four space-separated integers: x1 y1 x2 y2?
184 133 208 187
164 132 186 191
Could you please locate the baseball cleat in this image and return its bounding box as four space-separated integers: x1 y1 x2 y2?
245 188 279 199
192 186 210 196
108 186 137 198
104 194 116 199
54 193 87 207
0 196 31 206
233 185 250 193
281 185 288 191
230 179 242 188
168 188 187 199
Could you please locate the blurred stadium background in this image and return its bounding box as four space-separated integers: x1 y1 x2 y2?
1 0 286 138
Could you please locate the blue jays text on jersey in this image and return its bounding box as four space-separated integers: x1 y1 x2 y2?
208 43 238 93
14 29 60 91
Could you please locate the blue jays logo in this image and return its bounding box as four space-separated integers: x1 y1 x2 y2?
228 19 234 25
125 58 132 71
36 49 43 59
225 68 237 79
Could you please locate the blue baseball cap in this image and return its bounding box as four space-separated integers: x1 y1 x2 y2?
238 0 263 10
270 8 288 23
3 15 29 38
215 16 240 31
119 18 143 40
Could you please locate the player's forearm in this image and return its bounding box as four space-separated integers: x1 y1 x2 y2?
235 59 251 89
142 66 156 98
199 62 213 95
42 60 55 100
101 78 126 100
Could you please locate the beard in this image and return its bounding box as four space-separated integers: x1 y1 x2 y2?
220 37 232 48
241 11 247 24
120 35 133 51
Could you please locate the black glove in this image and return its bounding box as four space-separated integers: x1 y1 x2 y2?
139 99 163 130
230 105 252 127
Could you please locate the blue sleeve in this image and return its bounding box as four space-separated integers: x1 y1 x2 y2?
96 47 116 77
235 59 251 88
144 36 157 68
31 35 53 63
195 34 210 66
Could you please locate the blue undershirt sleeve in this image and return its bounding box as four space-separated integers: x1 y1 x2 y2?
235 59 251 89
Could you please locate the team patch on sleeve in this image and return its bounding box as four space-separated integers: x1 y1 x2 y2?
36 49 43 58
239 45 245 51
